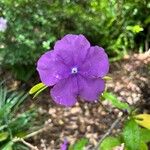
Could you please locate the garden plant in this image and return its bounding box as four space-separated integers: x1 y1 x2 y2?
29 34 150 150
0 0 150 150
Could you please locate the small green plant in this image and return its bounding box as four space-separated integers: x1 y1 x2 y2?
99 118 150 150
98 92 150 150
0 82 37 150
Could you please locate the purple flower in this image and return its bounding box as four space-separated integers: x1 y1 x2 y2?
0 17 7 32
60 139 68 150
37 34 109 106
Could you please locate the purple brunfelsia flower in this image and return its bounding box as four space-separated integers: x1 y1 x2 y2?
60 139 68 150
37 34 109 107
0 17 7 32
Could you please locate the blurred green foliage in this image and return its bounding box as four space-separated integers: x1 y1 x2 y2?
0 0 149 81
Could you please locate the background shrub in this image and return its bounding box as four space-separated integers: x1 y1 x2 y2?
0 0 149 81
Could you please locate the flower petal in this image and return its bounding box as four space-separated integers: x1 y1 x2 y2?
79 46 109 78
51 76 78 107
60 139 68 150
78 75 105 101
37 51 69 86
54 34 90 65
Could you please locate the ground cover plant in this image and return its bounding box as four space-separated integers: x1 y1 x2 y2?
0 82 37 149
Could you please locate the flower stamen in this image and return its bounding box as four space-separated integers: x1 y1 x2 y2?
71 67 78 74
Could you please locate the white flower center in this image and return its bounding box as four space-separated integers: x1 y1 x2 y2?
71 67 78 74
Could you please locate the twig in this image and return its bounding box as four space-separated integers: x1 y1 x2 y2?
95 113 125 150
23 125 51 139
13 125 51 150
21 138 39 150
98 100 112 113
13 138 39 150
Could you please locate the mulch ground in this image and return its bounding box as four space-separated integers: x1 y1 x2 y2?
1 52 150 150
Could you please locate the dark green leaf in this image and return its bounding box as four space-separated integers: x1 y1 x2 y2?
9 109 37 135
11 93 28 114
0 91 27 119
13 143 29 150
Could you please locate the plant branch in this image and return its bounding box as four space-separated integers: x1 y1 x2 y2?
13 125 51 150
13 138 39 150
23 125 51 139
95 113 125 150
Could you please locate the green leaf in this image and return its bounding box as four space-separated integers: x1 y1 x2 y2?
11 93 28 114
103 76 112 81
123 119 140 150
102 92 131 112
29 83 46 94
0 91 27 120
139 141 148 150
126 25 143 33
2 141 13 150
9 109 37 134
0 84 7 108
99 136 121 150
71 138 88 150
42 41 50 49
33 86 47 98
140 128 150 143
0 132 9 142
13 143 29 150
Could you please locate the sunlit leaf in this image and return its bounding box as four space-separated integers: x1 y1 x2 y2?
102 92 131 112
103 76 112 80
134 114 150 129
126 25 143 33
2 141 13 150
99 136 121 150
29 83 47 95
123 119 140 150
0 132 9 142
33 86 47 98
